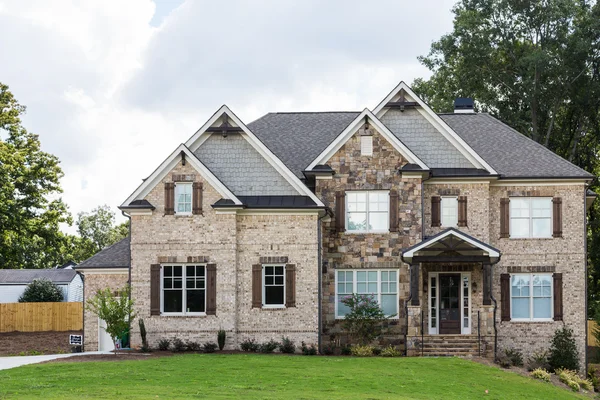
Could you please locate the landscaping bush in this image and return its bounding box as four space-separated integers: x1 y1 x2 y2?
350 345 374 357
530 368 551 383
321 343 336 356
157 339 170 351
139 319 150 352
341 294 390 345
301 342 317 355
172 338 186 352
588 366 600 392
259 340 279 354
496 353 512 369
202 342 218 353
380 345 401 357
240 339 259 352
372 347 382 356
504 348 524 367
527 350 549 371
217 329 226 351
340 345 352 356
548 326 580 372
18 278 64 302
556 368 593 392
186 340 202 352
278 337 296 354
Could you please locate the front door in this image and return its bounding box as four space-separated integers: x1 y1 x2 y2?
439 274 461 334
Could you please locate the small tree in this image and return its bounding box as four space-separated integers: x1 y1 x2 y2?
86 285 136 354
19 278 64 302
341 294 391 345
548 326 580 372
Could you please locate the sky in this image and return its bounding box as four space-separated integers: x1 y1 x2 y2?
0 0 456 232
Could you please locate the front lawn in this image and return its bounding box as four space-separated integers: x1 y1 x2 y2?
0 354 586 399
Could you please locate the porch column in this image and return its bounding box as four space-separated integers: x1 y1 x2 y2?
482 263 491 306
410 264 420 306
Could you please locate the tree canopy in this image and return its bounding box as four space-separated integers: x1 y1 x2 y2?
19 278 64 302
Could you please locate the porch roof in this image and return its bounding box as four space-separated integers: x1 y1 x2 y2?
401 228 501 264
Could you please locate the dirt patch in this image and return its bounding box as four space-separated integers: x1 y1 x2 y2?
0 331 83 356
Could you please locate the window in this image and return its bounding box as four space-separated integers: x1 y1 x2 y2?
441 197 458 227
175 183 192 214
360 136 373 156
510 274 552 320
346 191 389 233
510 197 552 238
335 270 398 318
263 265 285 307
162 265 206 314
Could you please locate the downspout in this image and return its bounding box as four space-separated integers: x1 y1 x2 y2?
317 209 331 354
122 210 132 348
489 256 501 362
584 183 590 375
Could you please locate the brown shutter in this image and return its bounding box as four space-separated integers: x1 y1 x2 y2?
150 264 161 315
552 197 563 238
500 273 510 321
431 196 441 227
335 191 346 233
458 196 468 227
553 273 563 321
192 182 203 215
389 190 399 232
164 182 175 215
252 264 262 308
285 264 296 308
206 264 217 315
500 198 510 238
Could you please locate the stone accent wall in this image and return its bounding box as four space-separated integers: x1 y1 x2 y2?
83 272 129 351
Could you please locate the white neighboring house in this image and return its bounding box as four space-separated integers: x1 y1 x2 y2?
0 269 83 303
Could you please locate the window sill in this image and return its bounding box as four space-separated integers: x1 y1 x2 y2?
506 319 555 323
335 315 399 320
159 313 207 317
261 305 286 310
506 237 554 240
174 214 193 218
345 231 390 235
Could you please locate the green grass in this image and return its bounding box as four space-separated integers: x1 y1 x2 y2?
0 354 586 399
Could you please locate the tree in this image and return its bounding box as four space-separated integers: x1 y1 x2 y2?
18 278 64 302
86 285 136 354
0 82 73 269
548 326 580 372
76 205 129 257
341 294 391 345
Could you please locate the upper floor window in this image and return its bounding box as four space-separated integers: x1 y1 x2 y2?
162 265 206 315
511 273 552 320
175 182 192 215
510 198 552 238
346 191 389 233
360 136 373 156
441 197 458 228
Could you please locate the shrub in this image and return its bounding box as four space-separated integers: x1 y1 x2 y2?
172 338 186 352
279 337 296 354
157 338 170 351
341 294 391 345
530 368 551 382
217 329 226 351
380 345 401 357
259 339 279 354
301 342 317 355
186 340 202 352
322 343 336 355
19 278 64 302
588 366 600 392
139 319 150 352
340 345 352 356
527 350 549 371
240 339 259 352
372 347 382 356
504 348 524 367
202 342 218 353
350 345 374 357
556 368 592 392
548 326 580 372
495 353 512 369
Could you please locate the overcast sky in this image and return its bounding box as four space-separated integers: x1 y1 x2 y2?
0 0 456 232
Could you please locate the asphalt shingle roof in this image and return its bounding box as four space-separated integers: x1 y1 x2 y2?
0 269 77 284
76 236 130 269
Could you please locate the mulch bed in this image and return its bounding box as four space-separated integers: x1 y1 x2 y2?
40 351 174 364
0 331 83 356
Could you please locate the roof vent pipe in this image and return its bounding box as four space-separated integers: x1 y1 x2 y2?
454 98 475 113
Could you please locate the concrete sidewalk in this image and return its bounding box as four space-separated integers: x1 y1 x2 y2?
0 351 112 371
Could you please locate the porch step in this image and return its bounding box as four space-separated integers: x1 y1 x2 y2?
417 335 486 357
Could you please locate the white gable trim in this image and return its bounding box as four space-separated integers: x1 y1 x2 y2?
402 229 500 259
374 81 497 175
120 144 242 207
186 105 324 207
306 108 429 171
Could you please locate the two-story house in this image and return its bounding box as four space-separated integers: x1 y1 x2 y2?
75 82 595 363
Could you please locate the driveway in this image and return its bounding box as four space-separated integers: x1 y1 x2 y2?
0 351 111 371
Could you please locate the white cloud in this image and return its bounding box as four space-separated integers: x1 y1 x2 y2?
0 0 455 233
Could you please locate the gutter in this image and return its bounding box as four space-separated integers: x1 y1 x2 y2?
317 209 330 354
488 256 501 362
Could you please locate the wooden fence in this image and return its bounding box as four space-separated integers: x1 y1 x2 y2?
0 302 83 333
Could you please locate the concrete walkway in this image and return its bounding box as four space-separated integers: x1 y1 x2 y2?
0 351 112 371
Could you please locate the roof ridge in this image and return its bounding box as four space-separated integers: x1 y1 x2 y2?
269 111 361 115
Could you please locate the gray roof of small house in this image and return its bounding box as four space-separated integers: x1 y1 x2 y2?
76 237 130 269
0 269 77 284
248 111 593 179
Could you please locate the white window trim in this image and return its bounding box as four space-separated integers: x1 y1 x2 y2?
509 197 553 239
175 182 193 216
345 190 390 234
160 264 206 316
334 269 399 320
440 196 458 228
428 272 471 335
360 135 373 156
509 273 554 322
262 264 286 309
